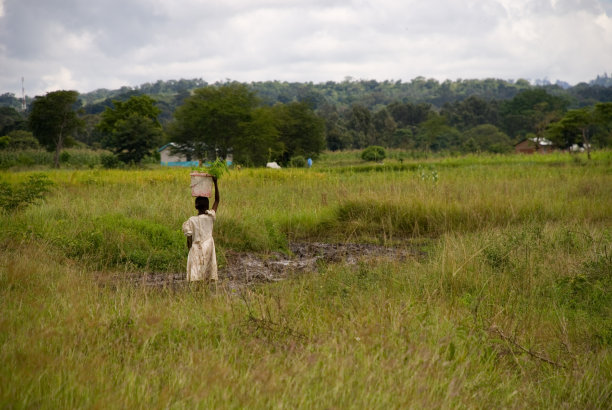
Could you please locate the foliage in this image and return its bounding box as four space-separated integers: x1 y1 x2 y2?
28 90 82 168
193 158 229 179
273 101 326 164
0 106 27 135
0 130 40 150
101 153 122 169
289 155 307 168
170 83 260 163
97 95 163 164
499 89 568 138
0 174 53 212
416 114 461 151
441 96 500 131
361 145 387 161
0 148 109 170
461 124 512 153
231 106 282 166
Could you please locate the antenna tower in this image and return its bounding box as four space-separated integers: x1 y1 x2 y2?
21 77 26 111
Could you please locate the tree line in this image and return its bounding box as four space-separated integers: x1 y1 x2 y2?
1 77 611 167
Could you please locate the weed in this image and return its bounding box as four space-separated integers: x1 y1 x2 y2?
0 174 53 212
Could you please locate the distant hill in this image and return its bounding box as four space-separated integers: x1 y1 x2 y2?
2 75 612 118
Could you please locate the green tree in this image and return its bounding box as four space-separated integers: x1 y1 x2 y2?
416 113 461 152
461 124 512 153
0 106 26 136
0 130 40 150
547 106 608 159
97 95 163 163
593 102 612 147
29 90 82 168
273 101 325 164
461 137 480 153
169 83 259 163
232 107 282 166
372 108 397 146
500 89 567 138
361 145 386 161
346 104 374 148
441 96 500 131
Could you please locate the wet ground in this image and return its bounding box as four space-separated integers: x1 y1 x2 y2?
98 242 424 290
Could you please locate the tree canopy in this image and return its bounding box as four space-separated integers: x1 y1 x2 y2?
29 90 81 168
97 95 163 163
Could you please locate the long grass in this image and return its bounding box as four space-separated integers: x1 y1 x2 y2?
1 151 611 408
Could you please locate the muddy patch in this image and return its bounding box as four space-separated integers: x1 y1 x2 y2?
97 242 423 289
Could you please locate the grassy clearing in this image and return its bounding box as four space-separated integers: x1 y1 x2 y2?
1 151 611 408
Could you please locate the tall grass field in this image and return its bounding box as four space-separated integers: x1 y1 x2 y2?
1 151 611 408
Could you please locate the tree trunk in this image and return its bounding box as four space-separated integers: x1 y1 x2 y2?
54 117 66 168
582 128 591 160
53 136 63 168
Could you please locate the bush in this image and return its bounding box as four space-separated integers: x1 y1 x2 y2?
0 130 40 150
289 155 307 168
361 146 387 162
0 174 53 212
101 153 121 169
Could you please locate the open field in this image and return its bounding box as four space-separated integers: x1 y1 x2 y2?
1 151 611 408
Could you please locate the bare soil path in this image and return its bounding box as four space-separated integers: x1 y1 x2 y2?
98 242 424 290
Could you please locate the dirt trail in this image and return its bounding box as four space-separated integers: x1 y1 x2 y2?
99 242 423 289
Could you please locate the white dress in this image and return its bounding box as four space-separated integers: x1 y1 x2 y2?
182 210 218 281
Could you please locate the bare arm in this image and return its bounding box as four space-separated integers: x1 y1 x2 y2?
187 236 192 249
211 177 220 212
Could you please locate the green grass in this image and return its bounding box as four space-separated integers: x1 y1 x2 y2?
1 151 611 408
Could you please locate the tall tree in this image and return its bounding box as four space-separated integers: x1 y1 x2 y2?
97 95 163 163
232 107 282 166
500 89 568 138
547 104 612 159
29 90 81 168
416 113 461 151
169 83 258 162
273 101 325 163
346 104 374 148
441 96 499 131
372 108 397 146
461 124 512 153
0 106 27 136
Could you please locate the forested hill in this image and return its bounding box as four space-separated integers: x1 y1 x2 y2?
75 75 612 113
2 75 612 115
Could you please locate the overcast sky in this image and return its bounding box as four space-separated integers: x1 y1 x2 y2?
1 0 611 97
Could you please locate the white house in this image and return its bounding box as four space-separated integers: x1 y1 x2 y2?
158 143 199 167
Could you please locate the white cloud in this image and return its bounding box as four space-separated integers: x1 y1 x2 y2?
41 67 77 92
0 0 611 96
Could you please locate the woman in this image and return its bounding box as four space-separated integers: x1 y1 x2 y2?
182 176 219 281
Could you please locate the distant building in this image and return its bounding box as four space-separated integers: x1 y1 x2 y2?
514 137 555 154
158 143 199 167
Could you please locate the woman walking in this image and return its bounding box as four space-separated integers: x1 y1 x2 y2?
182 177 219 281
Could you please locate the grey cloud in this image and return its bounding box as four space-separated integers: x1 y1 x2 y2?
1 0 611 95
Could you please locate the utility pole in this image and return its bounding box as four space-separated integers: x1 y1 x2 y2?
21 77 26 111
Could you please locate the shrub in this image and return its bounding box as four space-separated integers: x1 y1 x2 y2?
101 153 121 169
289 155 307 168
361 146 386 162
0 130 40 150
0 174 53 212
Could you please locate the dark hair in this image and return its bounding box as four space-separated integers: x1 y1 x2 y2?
195 196 209 211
